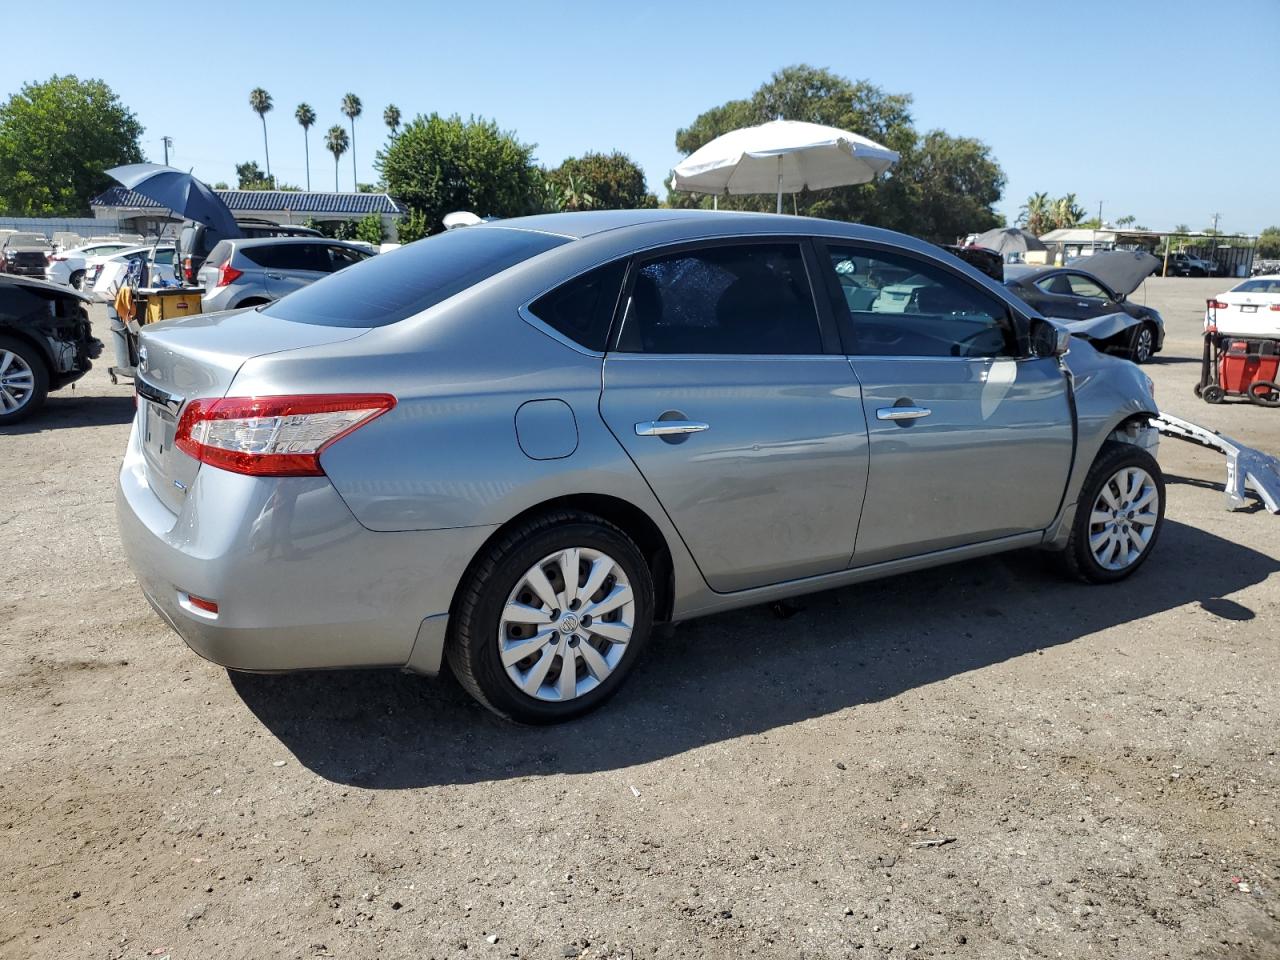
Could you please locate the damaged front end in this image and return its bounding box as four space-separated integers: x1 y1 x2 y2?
0 275 102 391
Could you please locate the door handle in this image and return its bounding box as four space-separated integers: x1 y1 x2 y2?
876 406 932 422
265 272 284 279
635 420 710 437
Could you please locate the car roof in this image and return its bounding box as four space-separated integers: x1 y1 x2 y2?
227 236 361 247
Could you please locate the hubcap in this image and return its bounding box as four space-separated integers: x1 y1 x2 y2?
0 349 35 413
1088 466 1158 571
1136 328 1153 362
498 547 635 702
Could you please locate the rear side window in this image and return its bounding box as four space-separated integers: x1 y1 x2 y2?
242 243 323 271
262 227 570 327
324 244 370 272
205 241 232 268
527 260 626 351
616 243 822 355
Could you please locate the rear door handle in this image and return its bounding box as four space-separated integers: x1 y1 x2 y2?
635 420 710 437
876 406 932 422
265 272 284 280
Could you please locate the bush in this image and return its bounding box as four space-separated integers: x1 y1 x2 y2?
355 213 385 245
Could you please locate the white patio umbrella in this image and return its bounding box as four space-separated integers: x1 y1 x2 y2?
671 119 899 214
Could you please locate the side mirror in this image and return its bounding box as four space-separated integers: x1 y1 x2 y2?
1030 317 1070 358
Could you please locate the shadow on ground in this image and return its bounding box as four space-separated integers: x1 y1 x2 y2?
231 519 1277 789
2 392 134 434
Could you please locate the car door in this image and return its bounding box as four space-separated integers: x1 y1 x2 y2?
262 243 327 299
599 239 870 593
817 241 1075 566
1061 272 1117 319
1028 271 1091 320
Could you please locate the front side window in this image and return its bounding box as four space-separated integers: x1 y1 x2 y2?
1065 274 1109 299
826 245 1015 358
528 260 626 351
616 243 822 355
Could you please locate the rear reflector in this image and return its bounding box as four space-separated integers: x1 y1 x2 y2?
175 394 396 476
186 594 219 614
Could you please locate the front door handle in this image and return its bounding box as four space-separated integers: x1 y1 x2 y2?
635 420 710 437
876 406 932 422
265 272 284 280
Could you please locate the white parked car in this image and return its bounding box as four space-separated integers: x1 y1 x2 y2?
45 241 137 289
91 245 177 302
1205 275 1280 336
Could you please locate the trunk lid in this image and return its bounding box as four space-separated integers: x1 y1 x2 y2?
135 308 368 514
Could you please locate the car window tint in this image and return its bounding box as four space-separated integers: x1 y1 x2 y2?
1233 279 1280 294
262 226 570 327
325 245 369 272
1035 274 1074 296
528 260 626 351
1065 274 1108 299
616 243 821 355
825 245 1014 359
152 248 174 265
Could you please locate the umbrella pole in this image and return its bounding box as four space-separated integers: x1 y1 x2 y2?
776 155 783 215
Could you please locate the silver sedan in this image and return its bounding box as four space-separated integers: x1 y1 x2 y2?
118 211 1165 722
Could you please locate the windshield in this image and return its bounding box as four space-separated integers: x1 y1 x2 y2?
1231 278 1280 294
261 227 570 327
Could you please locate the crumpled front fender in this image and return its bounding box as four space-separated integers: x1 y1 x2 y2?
1068 310 1142 343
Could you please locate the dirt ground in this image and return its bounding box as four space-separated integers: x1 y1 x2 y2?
2 277 1278 960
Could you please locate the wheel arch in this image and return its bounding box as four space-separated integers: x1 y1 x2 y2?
449 493 676 625
0 325 55 373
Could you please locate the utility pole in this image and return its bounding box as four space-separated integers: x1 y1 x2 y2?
1211 212 1221 234
161 136 173 165
1098 200 1103 228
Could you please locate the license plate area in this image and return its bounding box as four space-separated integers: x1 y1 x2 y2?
143 399 177 458
1241 304 1257 313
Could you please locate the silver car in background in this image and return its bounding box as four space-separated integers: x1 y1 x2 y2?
197 237 372 311
118 210 1165 723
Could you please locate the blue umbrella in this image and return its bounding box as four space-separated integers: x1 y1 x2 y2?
106 163 240 242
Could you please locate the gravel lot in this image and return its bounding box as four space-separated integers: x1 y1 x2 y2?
2 278 1277 960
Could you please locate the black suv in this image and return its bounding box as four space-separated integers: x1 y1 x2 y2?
177 218 322 284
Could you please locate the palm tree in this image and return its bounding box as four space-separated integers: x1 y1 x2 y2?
383 104 401 136
248 88 274 185
1053 193 1086 230
325 125 349 192
295 103 316 191
341 93 362 190
1018 191 1052 236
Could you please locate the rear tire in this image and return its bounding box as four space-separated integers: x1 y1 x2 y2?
446 510 654 723
1056 441 1165 584
0 335 49 425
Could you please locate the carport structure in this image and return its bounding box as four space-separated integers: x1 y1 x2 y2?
1040 227 1258 278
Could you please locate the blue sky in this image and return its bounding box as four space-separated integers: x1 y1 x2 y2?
3 0 1277 233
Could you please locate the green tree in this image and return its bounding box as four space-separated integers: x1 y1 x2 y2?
1018 192 1054 235
1052 193 1085 229
341 93 362 190
1257 226 1280 259
355 212 385 245
376 113 542 233
395 209 430 244
248 87 273 184
235 160 272 190
667 65 1003 242
324 125 349 192
295 102 316 191
384 104 401 135
0 75 143 216
213 181 229 190
546 151 657 210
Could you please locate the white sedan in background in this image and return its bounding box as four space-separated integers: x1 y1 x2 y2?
45 241 136 289
90 245 177 302
1205 275 1280 336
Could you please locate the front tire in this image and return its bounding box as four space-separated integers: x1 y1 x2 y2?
1127 323 1156 364
447 511 654 723
0 335 49 425
1057 441 1165 583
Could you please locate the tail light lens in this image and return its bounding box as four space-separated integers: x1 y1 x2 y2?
1207 300 1229 310
175 394 396 476
215 262 243 288
1270 304 1280 312
182 256 194 282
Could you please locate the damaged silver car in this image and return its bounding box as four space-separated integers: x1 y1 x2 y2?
1004 251 1164 363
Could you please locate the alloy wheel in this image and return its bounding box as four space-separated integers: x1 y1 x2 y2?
1088 466 1159 571
498 547 635 702
0 349 35 414
1134 327 1154 363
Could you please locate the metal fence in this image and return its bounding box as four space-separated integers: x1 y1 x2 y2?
0 216 124 241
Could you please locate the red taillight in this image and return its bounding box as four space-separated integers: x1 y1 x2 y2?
1207 299 1229 310
215 262 243 288
50 253 64 262
174 394 396 477
1270 304 1280 312
182 256 194 283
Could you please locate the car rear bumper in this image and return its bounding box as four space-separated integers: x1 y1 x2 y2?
116 417 495 674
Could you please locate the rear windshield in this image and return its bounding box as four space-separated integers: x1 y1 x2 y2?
261 227 570 327
1232 278 1280 294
